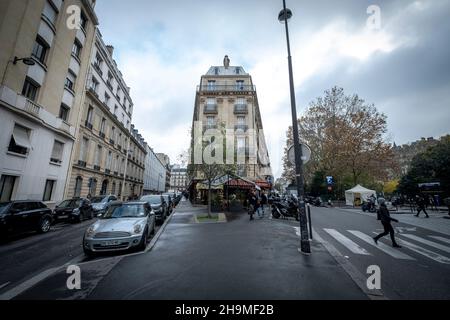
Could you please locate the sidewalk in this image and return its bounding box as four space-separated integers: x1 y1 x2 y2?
16 199 369 299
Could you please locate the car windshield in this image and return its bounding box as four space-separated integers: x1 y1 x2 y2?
58 199 82 208
90 196 106 203
0 202 10 215
102 204 146 219
140 195 161 205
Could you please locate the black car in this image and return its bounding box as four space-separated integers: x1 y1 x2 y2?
53 198 94 223
162 194 174 213
0 201 53 238
140 195 167 223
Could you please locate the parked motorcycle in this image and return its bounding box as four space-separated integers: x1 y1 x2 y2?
362 199 377 213
271 196 299 221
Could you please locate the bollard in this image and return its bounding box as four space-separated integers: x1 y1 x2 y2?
307 204 313 240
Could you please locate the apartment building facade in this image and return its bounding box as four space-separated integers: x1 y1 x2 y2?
126 124 146 198
156 153 171 192
190 56 272 184
0 0 97 204
65 28 136 200
170 165 187 191
143 146 166 194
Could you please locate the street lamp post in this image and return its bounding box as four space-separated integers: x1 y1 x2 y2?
279 0 311 254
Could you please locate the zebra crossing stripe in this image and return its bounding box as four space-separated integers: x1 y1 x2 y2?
323 229 371 255
348 230 415 260
398 239 450 264
401 234 450 254
429 236 450 245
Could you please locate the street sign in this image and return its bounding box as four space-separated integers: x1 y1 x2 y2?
288 144 311 165
326 176 334 185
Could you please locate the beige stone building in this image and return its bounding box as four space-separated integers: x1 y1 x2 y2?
65 28 144 200
0 0 97 204
190 56 272 185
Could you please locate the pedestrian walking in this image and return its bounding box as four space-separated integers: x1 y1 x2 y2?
373 198 402 248
415 195 429 218
261 192 268 216
248 191 257 221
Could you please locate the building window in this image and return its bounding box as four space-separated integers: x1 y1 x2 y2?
42 0 58 26
206 116 215 126
100 118 106 134
32 36 48 64
107 72 113 88
22 77 39 101
94 145 102 167
106 151 112 169
237 116 245 125
207 80 216 91
72 40 82 59
114 105 118 117
111 182 116 194
236 80 244 90
207 97 216 106
80 11 88 30
50 140 64 164
42 179 55 201
94 53 103 73
110 126 116 142
88 178 97 196
59 104 70 121
237 137 245 151
214 67 219 75
8 124 31 155
104 93 110 105
91 77 99 93
0 175 17 202
118 182 122 197
80 137 89 161
74 176 82 197
65 71 76 91
235 67 240 74
86 106 93 125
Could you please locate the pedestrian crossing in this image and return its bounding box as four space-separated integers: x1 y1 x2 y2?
317 228 450 264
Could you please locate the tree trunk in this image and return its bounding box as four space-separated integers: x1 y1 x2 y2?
207 182 212 218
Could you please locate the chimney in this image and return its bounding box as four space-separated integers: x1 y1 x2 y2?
106 45 114 57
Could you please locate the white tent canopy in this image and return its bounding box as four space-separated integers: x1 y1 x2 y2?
345 185 376 206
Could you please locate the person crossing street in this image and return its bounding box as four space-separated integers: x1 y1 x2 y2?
373 198 402 248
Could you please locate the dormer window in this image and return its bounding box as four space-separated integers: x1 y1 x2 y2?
214 67 219 75
235 67 240 74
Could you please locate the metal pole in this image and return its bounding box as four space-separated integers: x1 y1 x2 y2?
307 204 313 240
281 0 311 253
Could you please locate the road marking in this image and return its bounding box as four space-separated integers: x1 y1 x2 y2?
324 229 371 255
0 266 61 300
401 234 450 254
0 282 10 290
348 230 415 260
429 236 450 245
398 239 450 264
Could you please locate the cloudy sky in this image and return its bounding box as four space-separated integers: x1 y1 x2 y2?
95 0 450 178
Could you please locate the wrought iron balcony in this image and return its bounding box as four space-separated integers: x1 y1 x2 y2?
234 104 248 114
94 165 101 171
234 124 248 131
203 104 218 114
77 160 87 168
85 120 93 130
197 85 255 93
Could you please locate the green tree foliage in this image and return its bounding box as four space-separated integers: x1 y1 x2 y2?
398 136 450 197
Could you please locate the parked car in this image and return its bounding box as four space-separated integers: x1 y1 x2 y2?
53 198 93 223
0 201 53 238
140 195 167 223
83 201 156 256
90 195 118 216
162 194 174 213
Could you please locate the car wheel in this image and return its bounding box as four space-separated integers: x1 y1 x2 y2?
38 216 51 233
83 246 94 257
138 229 148 251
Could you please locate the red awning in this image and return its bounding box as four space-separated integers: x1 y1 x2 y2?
226 179 254 189
255 180 271 189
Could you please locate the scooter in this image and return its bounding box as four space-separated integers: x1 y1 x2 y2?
271 197 299 221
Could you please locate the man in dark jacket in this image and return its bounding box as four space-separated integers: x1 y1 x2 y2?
373 198 402 248
415 195 429 218
248 191 257 221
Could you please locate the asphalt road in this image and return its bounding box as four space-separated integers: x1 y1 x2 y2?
304 206 450 299
0 217 161 296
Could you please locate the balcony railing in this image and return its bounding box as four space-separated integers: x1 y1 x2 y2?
85 120 93 130
94 165 101 171
234 104 248 114
235 124 248 131
197 85 255 92
77 160 87 168
25 99 41 116
203 124 218 131
109 139 115 145
203 104 218 114
99 132 105 139
105 169 111 174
